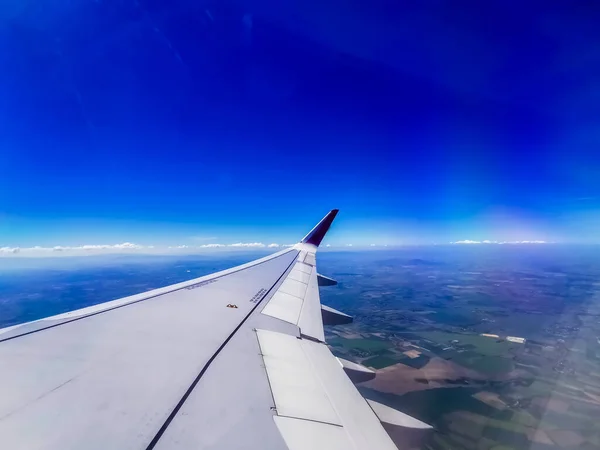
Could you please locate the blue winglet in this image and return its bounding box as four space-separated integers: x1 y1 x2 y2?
301 209 339 247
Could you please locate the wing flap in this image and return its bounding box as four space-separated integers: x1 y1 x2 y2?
273 416 352 450
257 329 397 450
257 329 341 425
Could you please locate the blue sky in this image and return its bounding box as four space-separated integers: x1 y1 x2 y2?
1 0 599 249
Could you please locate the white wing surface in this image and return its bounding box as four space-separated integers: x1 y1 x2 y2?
0 210 420 450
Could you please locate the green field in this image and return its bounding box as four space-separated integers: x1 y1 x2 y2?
381 387 490 424
509 411 538 428
521 379 555 396
445 411 534 449
449 352 514 375
362 386 554 450
362 355 398 369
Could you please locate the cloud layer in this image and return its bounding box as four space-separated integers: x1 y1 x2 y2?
0 239 554 257
229 242 266 248
1 242 145 254
0 242 295 257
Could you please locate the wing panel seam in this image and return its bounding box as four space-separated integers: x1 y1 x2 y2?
276 415 344 428
144 250 299 450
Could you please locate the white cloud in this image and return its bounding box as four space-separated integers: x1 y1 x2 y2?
1 243 146 255
454 240 481 244
0 246 20 254
200 243 225 248
282 244 295 248
113 242 143 249
78 243 143 250
228 242 266 248
325 244 331 247
370 244 376 246
267 243 279 248
346 244 353 247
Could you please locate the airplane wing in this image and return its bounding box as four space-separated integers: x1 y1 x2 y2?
0 210 429 450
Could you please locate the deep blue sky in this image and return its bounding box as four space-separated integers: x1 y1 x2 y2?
1 0 599 247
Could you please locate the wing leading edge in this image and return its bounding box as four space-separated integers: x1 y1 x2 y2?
0 210 427 450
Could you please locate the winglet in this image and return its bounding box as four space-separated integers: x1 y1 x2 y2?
301 209 339 247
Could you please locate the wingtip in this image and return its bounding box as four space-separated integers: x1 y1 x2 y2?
301 209 339 247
